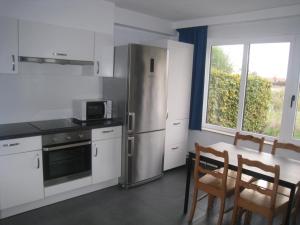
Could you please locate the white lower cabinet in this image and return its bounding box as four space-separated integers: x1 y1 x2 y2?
0 150 44 209
92 137 122 184
164 142 186 171
164 119 189 171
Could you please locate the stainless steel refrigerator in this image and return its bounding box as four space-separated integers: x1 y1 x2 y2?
103 44 167 187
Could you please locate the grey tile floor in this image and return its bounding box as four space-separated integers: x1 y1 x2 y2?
0 167 298 225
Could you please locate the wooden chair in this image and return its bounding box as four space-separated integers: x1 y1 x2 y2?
271 139 300 155
189 143 236 225
261 140 300 224
234 132 265 152
231 155 289 225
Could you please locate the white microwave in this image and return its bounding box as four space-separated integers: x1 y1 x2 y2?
73 99 112 121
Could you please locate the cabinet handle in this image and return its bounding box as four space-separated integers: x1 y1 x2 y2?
94 147 98 157
53 52 67 57
173 122 181 125
2 142 20 147
11 54 16 71
102 129 114 134
172 147 179 150
128 137 135 157
97 61 100 74
37 156 40 169
128 112 135 133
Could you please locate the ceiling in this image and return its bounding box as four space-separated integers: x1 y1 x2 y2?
107 0 300 21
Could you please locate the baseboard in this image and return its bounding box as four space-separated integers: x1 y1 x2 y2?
0 178 118 219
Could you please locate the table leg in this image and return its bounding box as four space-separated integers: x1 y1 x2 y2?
184 153 193 214
285 185 296 225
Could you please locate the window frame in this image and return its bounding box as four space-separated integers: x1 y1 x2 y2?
202 35 299 143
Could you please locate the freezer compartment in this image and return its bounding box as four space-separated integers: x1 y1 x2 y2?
127 130 165 185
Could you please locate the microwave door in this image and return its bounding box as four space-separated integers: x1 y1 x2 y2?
86 102 105 120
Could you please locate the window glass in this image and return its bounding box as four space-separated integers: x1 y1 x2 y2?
242 42 290 136
206 45 244 128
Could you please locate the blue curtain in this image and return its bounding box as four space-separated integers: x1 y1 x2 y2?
176 26 208 130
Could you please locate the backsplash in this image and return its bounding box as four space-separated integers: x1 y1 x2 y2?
0 63 102 124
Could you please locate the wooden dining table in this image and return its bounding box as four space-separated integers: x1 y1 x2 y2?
183 142 300 225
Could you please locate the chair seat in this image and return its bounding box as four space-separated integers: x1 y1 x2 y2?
199 174 236 194
216 168 254 183
240 187 289 211
253 180 291 197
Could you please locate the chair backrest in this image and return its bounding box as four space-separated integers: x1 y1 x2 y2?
234 132 265 152
194 143 229 191
271 140 300 155
235 154 280 211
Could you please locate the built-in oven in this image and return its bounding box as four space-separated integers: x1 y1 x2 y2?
42 130 91 187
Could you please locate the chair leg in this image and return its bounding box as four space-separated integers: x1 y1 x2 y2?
207 194 215 214
217 198 226 225
231 204 239 225
188 186 199 223
244 211 252 225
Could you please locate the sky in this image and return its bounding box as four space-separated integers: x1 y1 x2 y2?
219 42 290 79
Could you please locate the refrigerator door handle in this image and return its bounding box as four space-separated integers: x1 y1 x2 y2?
128 112 135 133
128 136 135 157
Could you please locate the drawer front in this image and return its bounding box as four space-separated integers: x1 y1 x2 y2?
92 126 122 141
165 119 188 146
164 142 187 171
0 136 42 156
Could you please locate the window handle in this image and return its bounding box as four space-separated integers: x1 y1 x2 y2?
291 95 296 108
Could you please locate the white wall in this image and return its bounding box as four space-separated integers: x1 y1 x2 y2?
188 16 300 160
0 64 102 124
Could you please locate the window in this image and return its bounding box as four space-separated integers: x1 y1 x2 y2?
243 43 290 137
203 39 300 142
206 45 243 129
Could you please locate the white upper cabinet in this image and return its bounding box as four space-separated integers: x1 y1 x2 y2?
0 17 18 74
19 20 94 61
94 32 114 77
167 40 194 120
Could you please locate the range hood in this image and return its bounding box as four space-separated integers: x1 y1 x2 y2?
19 56 94 66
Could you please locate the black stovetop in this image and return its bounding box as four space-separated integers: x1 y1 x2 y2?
30 119 81 131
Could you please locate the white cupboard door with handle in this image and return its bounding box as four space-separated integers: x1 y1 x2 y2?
94 32 114 77
19 20 94 61
0 17 18 74
0 151 44 209
164 142 186 171
92 138 121 184
167 41 194 120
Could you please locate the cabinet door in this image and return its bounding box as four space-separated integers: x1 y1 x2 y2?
164 142 186 171
94 32 114 77
92 138 121 184
0 151 44 209
0 17 18 74
167 41 194 120
165 119 189 146
19 20 94 61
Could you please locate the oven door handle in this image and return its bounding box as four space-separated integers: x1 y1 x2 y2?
43 141 91 152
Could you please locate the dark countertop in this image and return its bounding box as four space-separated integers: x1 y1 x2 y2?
0 118 123 140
